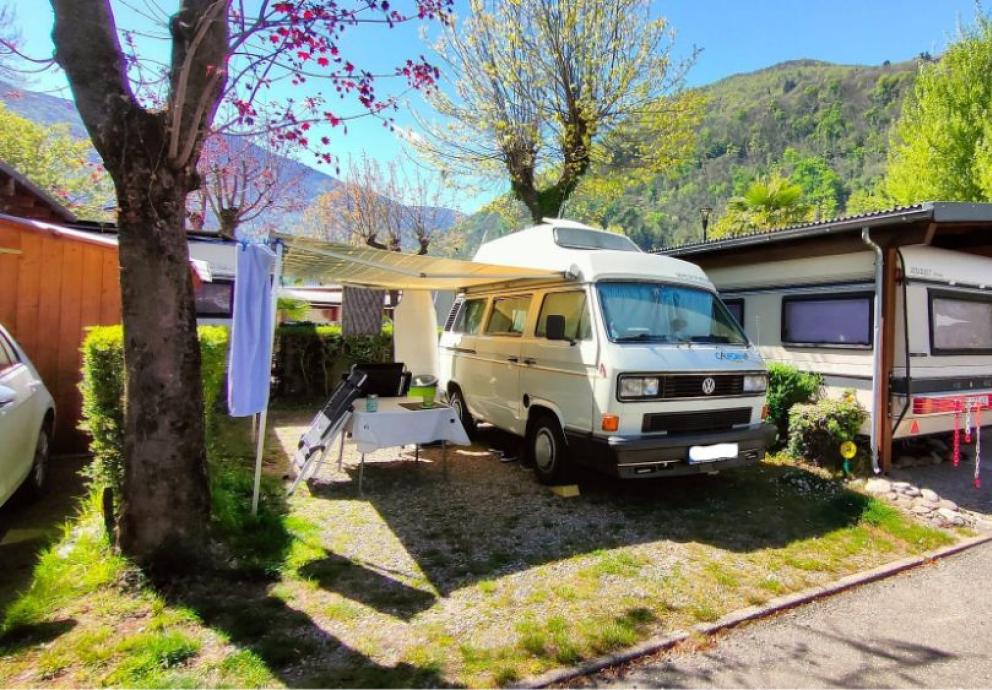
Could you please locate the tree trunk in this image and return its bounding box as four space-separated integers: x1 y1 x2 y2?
115 164 210 567
342 286 384 336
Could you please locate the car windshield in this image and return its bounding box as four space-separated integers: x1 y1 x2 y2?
597 282 748 345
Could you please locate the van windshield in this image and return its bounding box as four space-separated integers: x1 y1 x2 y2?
598 282 748 345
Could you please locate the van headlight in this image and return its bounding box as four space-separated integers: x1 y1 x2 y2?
743 374 768 393
619 376 660 398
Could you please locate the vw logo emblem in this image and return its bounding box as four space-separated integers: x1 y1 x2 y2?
701 377 716 395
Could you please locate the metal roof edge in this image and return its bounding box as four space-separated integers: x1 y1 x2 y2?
659 204 940 257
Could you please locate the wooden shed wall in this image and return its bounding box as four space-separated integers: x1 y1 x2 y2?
0 217 122 451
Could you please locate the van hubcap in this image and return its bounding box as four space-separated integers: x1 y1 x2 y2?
534 428 556 472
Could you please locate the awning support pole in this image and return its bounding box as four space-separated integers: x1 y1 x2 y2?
251 241 284 515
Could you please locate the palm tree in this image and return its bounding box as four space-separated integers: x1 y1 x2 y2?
711 174 813 238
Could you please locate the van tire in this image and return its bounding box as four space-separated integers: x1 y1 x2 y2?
528 413 571 485
449 386 477 437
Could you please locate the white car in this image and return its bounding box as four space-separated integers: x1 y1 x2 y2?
0 324 55 507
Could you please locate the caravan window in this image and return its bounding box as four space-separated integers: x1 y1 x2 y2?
782 294 872 347
486 295 532 336
536 291 592 340
452 298 487 335
930 291 992 354
723 298 745 328
195 280 234 317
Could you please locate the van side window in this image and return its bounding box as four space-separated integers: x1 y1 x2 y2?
536 291 592 340
485 295 531 335
453 298 487 334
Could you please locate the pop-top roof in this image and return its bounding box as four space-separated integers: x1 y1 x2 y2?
474 219 712 288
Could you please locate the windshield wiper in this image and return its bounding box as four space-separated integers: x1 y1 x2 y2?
689 335 733 344
615 333 670 343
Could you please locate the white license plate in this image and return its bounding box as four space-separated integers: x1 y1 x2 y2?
688 443 739 463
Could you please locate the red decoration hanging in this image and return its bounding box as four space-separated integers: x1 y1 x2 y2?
975 406 983 490
953 401 962 467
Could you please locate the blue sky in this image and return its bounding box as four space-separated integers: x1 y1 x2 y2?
10 0 982 212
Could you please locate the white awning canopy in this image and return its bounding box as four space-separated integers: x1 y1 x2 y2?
278 234 563 290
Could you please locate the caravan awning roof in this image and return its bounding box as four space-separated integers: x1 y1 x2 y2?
278 235 563 290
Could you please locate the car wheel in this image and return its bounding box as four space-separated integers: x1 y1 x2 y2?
529 413 571 485
449 386 477 437
25 426 50 499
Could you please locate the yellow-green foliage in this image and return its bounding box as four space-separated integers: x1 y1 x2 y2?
885 16 992 204
79 325 230 495
0 102 114 220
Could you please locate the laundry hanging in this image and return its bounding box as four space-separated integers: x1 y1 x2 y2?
228 242 277 417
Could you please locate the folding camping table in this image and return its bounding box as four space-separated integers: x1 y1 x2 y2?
343 397 471 492
294 396 471 494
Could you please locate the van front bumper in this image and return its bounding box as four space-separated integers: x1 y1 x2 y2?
566 422 777 479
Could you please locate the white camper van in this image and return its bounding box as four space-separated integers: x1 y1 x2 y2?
439 219 776 483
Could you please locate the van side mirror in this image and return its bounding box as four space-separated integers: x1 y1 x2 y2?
546 315 568 341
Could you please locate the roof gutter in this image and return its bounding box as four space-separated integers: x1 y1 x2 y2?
862 227 884 475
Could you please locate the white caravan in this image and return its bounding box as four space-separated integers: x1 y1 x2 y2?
438 219 776 483
707 244 992 439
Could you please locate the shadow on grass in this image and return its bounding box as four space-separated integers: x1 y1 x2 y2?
0 455 89 622
158 574 456 688
0 618 77 655
298 551 437 620
149 425 456 688
306 425 878 597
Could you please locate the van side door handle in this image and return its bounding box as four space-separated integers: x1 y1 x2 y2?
506 356 519 363
522 358 536 365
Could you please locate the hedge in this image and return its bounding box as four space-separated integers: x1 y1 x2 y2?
787 392 867 469
79 325 230 495
766 362 822 445
273 323 393 399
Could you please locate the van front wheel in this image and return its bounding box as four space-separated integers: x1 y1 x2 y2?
529 414 571 485
449 386 477 437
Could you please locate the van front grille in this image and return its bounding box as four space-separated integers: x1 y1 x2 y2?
660 374 744 398
641 408 751 434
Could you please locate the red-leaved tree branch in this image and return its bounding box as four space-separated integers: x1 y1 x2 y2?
40 0 451 567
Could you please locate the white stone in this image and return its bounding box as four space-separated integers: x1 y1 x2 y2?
902 486 921 497
913 504 934 515
920 488 940 502
937 507 959 522
864 478 892 494
938 498 959 511
891 481 913 491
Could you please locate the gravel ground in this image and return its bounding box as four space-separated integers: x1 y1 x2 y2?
577 542 992 689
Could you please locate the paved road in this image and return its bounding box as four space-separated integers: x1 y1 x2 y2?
584 542 992 688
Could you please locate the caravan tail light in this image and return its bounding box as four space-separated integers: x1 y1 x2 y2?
601 414 620 432
761 404 769 421
912 395 990 416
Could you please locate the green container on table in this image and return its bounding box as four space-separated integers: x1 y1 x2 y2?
408 374 438 407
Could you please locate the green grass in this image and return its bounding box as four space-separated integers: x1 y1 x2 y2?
0 414 962 688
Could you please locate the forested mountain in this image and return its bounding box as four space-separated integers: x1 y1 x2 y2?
451 58 920 254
